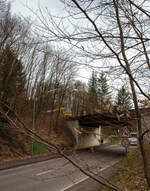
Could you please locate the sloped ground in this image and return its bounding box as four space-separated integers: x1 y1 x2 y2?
0 126 29 162
0 117 75 163
99 144 150 191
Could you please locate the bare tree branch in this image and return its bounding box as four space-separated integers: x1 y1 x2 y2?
0 102 123 191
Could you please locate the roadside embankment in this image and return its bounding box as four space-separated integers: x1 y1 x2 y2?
98 144 150 191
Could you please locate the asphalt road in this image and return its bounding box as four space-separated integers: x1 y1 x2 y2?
0 143 133 191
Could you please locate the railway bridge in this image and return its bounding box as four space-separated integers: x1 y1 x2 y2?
66 112 134 149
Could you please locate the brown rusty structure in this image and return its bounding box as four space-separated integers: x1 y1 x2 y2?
73 112 134 127
66 111 136 149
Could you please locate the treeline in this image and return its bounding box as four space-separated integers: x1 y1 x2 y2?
85 71 132 114
0 0 80 157
0 1 75 121
0 0 134 160
0 1 133 129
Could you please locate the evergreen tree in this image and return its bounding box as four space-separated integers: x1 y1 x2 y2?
87 71 111 113
0 45 26 112
87 71 98 114
97 72 111 112
115 85 132 110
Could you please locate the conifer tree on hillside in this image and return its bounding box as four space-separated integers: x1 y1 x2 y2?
115 85 132 111
87 71 111 113
87 71 98 114
0 45 26 112
97 72 111 112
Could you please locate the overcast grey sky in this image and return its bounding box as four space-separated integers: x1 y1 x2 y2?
10 0 119 86
11 0 64 17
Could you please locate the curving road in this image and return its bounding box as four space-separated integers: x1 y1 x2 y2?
0 143 131 191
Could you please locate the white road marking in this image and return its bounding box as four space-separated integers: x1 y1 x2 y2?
35 144 121 189
36 169 54 176
60 163 116 191
99 164 111 171
60 177 88 191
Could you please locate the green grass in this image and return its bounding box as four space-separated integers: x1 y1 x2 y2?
29 142 48 155
111 137 122 142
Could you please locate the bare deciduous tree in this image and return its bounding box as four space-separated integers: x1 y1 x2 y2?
31 0 150 187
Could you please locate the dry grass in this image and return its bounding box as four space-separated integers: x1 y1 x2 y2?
0 114 75 162
99 145 150 191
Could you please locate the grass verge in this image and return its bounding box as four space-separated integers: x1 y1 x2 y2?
29 142 48 155
111 137 122 142
98 144 150 191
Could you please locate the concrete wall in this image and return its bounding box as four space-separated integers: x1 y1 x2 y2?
66 120 80 145
66 120 101 149
77 126 101 149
